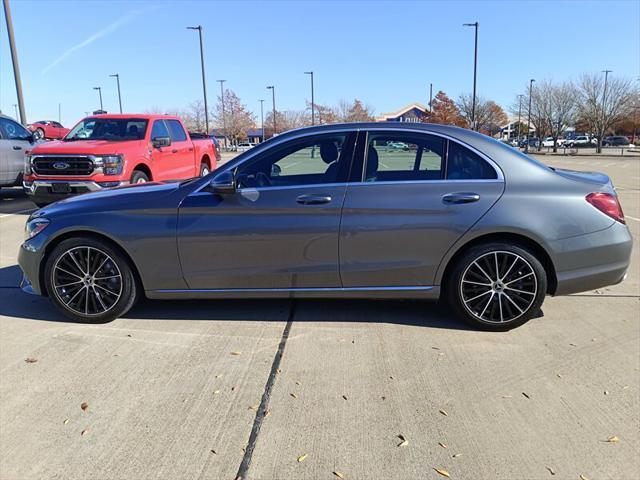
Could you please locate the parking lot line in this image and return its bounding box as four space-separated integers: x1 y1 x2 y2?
625 215 640 222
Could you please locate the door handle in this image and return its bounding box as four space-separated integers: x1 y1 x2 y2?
296 194 332 205
442 192 480 204
13 146 22 150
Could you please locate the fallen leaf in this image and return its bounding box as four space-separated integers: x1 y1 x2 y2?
215 374 223 378
80 402 88 411
342 395 348 401
580 475 590 480
277 368 282 374
522 392 531 399
557 374 562 378
546 466 556 475
211 449 217 454
604 390 609 395
433 468 450 478
381 396 386 401
63 419 69 425
397 434 409 447
81 429 89 436
231 351 242 356
439 442 448 449
432 346 440 350
439 409 448 416
24 357 38 363
295 381 302 385
248 405 258 410
297 453 308 462
501 395 512 399
213 390 221 395
569 343 577 347
263 409 271 417
389 376 394 380
622 385 629 390
605 435 619 443
452 453 462 458
333 471 345 479
290 393 298 399
231 386 238 391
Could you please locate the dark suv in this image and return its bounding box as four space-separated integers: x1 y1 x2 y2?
602 136 630 146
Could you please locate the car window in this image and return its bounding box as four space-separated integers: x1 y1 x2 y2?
0 117 31 141
151 120 170 139
236 133 352 188
363 132 445 182
52 122 63 128
166 119 187 142
446 141 498 180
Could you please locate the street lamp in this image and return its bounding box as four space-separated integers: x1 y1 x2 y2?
526 79 535 152
217 79 227 150
601 69 612 151
304 71 315 126
463 22 479 130
517 94 524 141
259 99 265 143
12 103 18 119
429 83 433 115
266 86 276 137
187 26 209 134
109 74 122 113
93 86 103 111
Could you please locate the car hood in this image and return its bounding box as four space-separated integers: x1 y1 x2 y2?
34 181 182 217
30 139 145 155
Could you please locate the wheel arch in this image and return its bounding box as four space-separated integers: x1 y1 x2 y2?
200 154 211 171
132 163 152 181
39 230 145 297
438 231 558 295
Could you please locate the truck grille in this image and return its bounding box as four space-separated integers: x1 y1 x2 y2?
32 157 94 176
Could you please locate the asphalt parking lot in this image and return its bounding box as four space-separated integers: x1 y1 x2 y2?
1 154 638 480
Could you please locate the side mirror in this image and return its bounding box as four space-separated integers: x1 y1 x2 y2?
271 164 282 177
207 170 236 195
152 136 171 148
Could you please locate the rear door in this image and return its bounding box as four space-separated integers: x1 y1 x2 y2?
339 130 505 288
166 119 195 179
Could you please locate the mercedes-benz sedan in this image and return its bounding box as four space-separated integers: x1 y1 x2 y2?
18 123 632 330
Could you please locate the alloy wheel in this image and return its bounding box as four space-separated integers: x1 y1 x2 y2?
460 250 537 324
51 246 123 316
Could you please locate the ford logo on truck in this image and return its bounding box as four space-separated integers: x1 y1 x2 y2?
53 162 70 170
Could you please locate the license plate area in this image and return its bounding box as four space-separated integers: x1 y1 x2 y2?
50 183 71 193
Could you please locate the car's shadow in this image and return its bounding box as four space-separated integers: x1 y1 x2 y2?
0 264 472 331
0 187 35 215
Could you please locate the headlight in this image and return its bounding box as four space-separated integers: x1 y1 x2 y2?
95 155 123 175
25 217 50 239
25 155 32 175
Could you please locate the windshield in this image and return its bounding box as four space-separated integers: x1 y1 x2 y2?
65 118 148 141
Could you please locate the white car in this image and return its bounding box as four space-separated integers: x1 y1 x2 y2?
542 137 567 147
237 142 257 152
0 114 39 189
565 136 593 148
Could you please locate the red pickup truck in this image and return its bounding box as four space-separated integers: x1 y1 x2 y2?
23 114 216 206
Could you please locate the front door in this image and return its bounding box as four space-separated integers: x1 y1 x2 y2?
339 130 505 287
149 119 180 181
177 131 356 290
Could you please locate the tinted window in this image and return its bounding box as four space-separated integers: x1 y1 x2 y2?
364 132 445 182
446 142 497 180
236 133 352 188
0 118 31 140
151 120 170 139
52 121 63 128
166 119 187 142
66 118 147 140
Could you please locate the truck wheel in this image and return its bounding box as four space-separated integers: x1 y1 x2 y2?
199 163 210 177
131 170 149 184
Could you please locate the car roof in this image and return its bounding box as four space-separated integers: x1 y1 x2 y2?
85 113 180 120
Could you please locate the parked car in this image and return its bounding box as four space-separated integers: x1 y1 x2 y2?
23 114 216 206
27 120 70 140
565 135 594 148
386 141 409 150
0 114 38 189
519 137 540 149
542 137 555 147
602 136 630 146
237 142 257 152
18 123 632 331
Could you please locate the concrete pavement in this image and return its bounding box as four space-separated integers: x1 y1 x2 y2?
0 155 638 480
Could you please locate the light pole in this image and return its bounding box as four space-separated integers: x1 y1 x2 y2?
109 74 122 113
304 71 315 126
259 99 265 143
187 26 209 134
600 69 612 151
517 94 524 141
266 86 276 137
429 83 433 115
3 0 26 124
58 102 61 123
12 103 18 119
463 21 479 130
526 79 535 152
217 79 227 150
93 86 103 111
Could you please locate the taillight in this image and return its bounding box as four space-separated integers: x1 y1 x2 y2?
586 192 625 224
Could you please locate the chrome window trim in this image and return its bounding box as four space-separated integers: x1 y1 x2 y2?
345 179 504 187
153 285 434 294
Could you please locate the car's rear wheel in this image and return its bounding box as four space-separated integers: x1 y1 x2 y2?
446 242 547 331
44 237 138 323
131 170 149 184
200 163 210 176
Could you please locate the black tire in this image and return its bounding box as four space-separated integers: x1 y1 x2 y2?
199 162 210 177
130 170 149 184
446 242 547 331
34 128 45 140
44 237 138 323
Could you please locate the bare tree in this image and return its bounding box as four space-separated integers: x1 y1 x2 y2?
458 94 507 135
575 73 635 153
547 82 576 152
213 89 256 146
335 99 375 122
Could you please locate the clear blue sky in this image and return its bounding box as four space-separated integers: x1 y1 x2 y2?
1 0 638 126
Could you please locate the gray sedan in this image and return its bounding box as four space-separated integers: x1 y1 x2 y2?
18 123 632 330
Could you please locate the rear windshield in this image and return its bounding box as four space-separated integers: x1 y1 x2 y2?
65 118 148 141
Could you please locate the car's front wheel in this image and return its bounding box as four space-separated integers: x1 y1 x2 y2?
44 237 138 323
446 243 547 331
